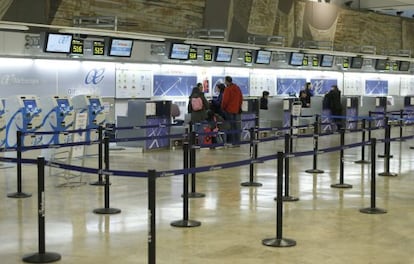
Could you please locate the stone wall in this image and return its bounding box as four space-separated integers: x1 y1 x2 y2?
50 0 414 53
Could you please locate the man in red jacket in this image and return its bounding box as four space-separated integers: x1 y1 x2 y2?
221 76 243 145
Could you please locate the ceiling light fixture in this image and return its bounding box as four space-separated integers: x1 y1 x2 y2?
58 27 165 42
0 22 29 31
184 39 261 50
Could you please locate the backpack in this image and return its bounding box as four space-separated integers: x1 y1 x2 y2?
191 97 203 111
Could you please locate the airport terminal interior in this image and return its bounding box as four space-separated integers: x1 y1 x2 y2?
1 0 414 263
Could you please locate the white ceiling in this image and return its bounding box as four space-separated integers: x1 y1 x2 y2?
331 0 414 18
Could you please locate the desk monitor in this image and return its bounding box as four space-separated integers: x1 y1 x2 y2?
23 99 37 112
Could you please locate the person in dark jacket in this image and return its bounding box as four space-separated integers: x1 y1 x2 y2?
323 85 343 130
260 91 270 110
211 83 226 117
299 82 313 107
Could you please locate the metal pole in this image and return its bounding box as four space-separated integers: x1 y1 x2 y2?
90 126 105 186
331 129 352 188
188 131 205 198
360 138 387 214
282 133 298 201
8 130 31 198
22 157 61 263
355 119 370 164
147 169 156 264
305 116 324 174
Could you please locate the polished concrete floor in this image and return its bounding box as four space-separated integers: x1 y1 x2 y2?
1 128 414 264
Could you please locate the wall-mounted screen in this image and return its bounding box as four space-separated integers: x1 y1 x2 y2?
350 57 363 69
215 47 233 62
108 38 133 57
320 55 334 67
255 50 272 64
44 33 73 53
23 99 37 111
70 39 84 55
399 61 410 71
375 59 388 70
289 52 304 66
169 43 191 60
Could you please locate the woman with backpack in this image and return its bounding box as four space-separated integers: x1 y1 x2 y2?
188 85 209 122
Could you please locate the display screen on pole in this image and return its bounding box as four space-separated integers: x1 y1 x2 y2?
44 33 73 53
320 55 334 67
289 52 304 66
255 50 272 64
108 38 133 57
169 43 191 60
215 47 233 62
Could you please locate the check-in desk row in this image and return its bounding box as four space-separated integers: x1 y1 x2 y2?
0 95 105 149
259 95 414 134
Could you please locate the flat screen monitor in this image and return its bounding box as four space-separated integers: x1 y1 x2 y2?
215 47 233 62
169 43 191 60
108 38 133 57
320 55 334 67
56 99 69 109
23 99 37 112
44 33 73 53
399 61 410 71
255 50 272 64
289 52 304 66
375 59 388 70
88 98 101 108
350 57 363 69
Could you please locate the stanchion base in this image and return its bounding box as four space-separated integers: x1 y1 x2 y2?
240 182 263 187
354 160 371 164
187 192 205 198
90 181 110 186
170 219 201 228
282 196 299 202
93 208 121 214
7 192 32 198
331 183 353 189
305 169 324 174
378 154 393 159
262 237 296 247
378 172 398 177
22 252 61 263
359 207 387 214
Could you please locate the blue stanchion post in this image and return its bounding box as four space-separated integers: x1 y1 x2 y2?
147 169 156 264
171 142 201 228
7 130 32 198
22 157 61 263
360 138 387 214
241 127 262 187
188 131 205 198
305 115 324 174
282 133 299 201
262 152 296 247
355 119 371 164
378 116 393 159
378 118 398 177
90 125 105 186
331 129 353 188
93 137 121 214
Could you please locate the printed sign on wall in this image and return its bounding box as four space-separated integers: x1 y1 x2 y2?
276 78 306 95
365 80 388 95
153 75 197 96
212 76 250 95
311 78 338 95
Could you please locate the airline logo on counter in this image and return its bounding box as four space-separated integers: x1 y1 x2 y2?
85 68 105 85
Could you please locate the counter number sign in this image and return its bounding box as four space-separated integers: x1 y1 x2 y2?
93 41 105 56
71 39 84 55
204 48 213 61
189 47 197 60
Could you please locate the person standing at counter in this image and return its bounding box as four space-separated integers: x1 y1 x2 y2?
188 85 209 123
221 76 243 145
211 83 226 117
299 82 313 107
260 91 270 110
323 84 343 130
